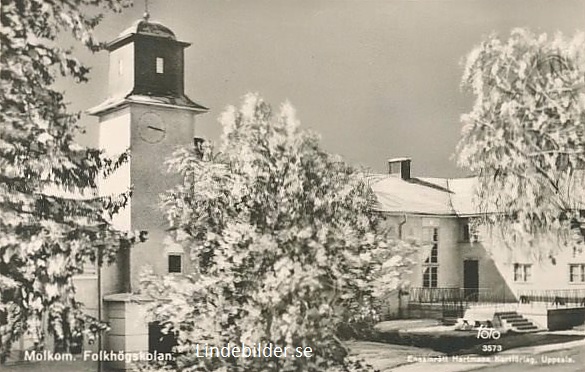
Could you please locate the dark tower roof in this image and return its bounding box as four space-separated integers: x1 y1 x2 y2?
105 17 190 51
118 19 177 40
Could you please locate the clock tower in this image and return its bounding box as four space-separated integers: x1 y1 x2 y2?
88 15 208 292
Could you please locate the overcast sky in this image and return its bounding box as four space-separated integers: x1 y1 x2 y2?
66 0 585 177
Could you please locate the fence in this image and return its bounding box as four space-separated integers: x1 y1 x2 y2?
408 287 515 305
517 289 585 307
407 287 514 320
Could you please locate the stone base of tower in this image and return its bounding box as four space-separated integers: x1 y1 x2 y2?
103 293 153 370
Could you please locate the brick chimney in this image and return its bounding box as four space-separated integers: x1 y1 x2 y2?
388 157 411 180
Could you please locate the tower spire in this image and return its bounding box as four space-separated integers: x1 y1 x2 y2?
143 0 150 21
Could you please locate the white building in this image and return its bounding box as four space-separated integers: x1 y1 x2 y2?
373 157 585 331
5 13 584 371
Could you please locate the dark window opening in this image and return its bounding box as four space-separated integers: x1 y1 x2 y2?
462 223 470 242
168 254 182 274
148 322 177 366
193 137 205 159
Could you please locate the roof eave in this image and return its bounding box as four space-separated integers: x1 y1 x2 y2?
106 33 191 51
86 97 209 116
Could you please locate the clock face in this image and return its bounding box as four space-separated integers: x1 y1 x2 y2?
138 112 166 143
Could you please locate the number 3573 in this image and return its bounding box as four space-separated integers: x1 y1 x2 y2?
482 345 502 352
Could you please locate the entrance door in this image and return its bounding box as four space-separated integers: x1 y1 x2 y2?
148 322 176 355
463 260 479 302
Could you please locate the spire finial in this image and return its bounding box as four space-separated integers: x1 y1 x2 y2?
143 0 150 21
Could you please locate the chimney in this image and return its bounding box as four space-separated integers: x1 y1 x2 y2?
388 157 411 180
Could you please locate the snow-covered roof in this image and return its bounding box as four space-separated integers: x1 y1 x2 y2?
370 174 480 216
442 177 479 216
87 94 208 116
387 157 412 163
117 19 176 41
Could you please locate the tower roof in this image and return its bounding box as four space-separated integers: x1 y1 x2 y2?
88 16 207 116
118 19 176 40
106 18 189 51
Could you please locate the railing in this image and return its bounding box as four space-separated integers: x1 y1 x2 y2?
517 289 585 307
408 287 515 304
403 287 585 321
408 287 585 307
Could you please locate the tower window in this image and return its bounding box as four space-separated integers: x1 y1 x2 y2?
118 59 123 75
168 254 182 273
156 57 164 74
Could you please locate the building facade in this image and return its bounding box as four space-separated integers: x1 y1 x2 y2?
373 158 585 330
6 14 585 370
83 15 208 369
6 15 209 368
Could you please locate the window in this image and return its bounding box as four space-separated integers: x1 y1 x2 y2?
118 59 123 75
461 220 480 242
462 223 470 242
168 254 182 274
513 264 532 282
389 162 401 175
422 227 439 288
569 264 585 283
156 57 164 74
193 137 205 160
423 266 438 288
54 333 83 354
423 227 438 264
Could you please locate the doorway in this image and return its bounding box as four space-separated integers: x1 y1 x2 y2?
463 260 479 302
148 322 176 355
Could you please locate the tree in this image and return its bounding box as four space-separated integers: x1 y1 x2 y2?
0 0 142 361
456 29 585 257
140 94 413 372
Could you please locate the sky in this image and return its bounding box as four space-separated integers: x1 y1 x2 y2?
66 0 585 177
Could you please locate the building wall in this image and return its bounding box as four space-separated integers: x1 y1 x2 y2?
458 239 515 301
436 217 460 288
96 106 132 294
383 214 461 288
128 103 196 290
385 211 585 300
380 213 585 302
91 103 197 292
480 230 585 295
134 37 185 96
108 43 135 98
63 107 137 353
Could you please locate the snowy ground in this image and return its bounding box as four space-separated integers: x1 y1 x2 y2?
348 341 442 371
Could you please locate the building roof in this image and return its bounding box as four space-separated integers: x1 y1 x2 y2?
106 17 190 51
87 93 209 116
370 174 479 216
118 19 177 40
387 157 412 163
